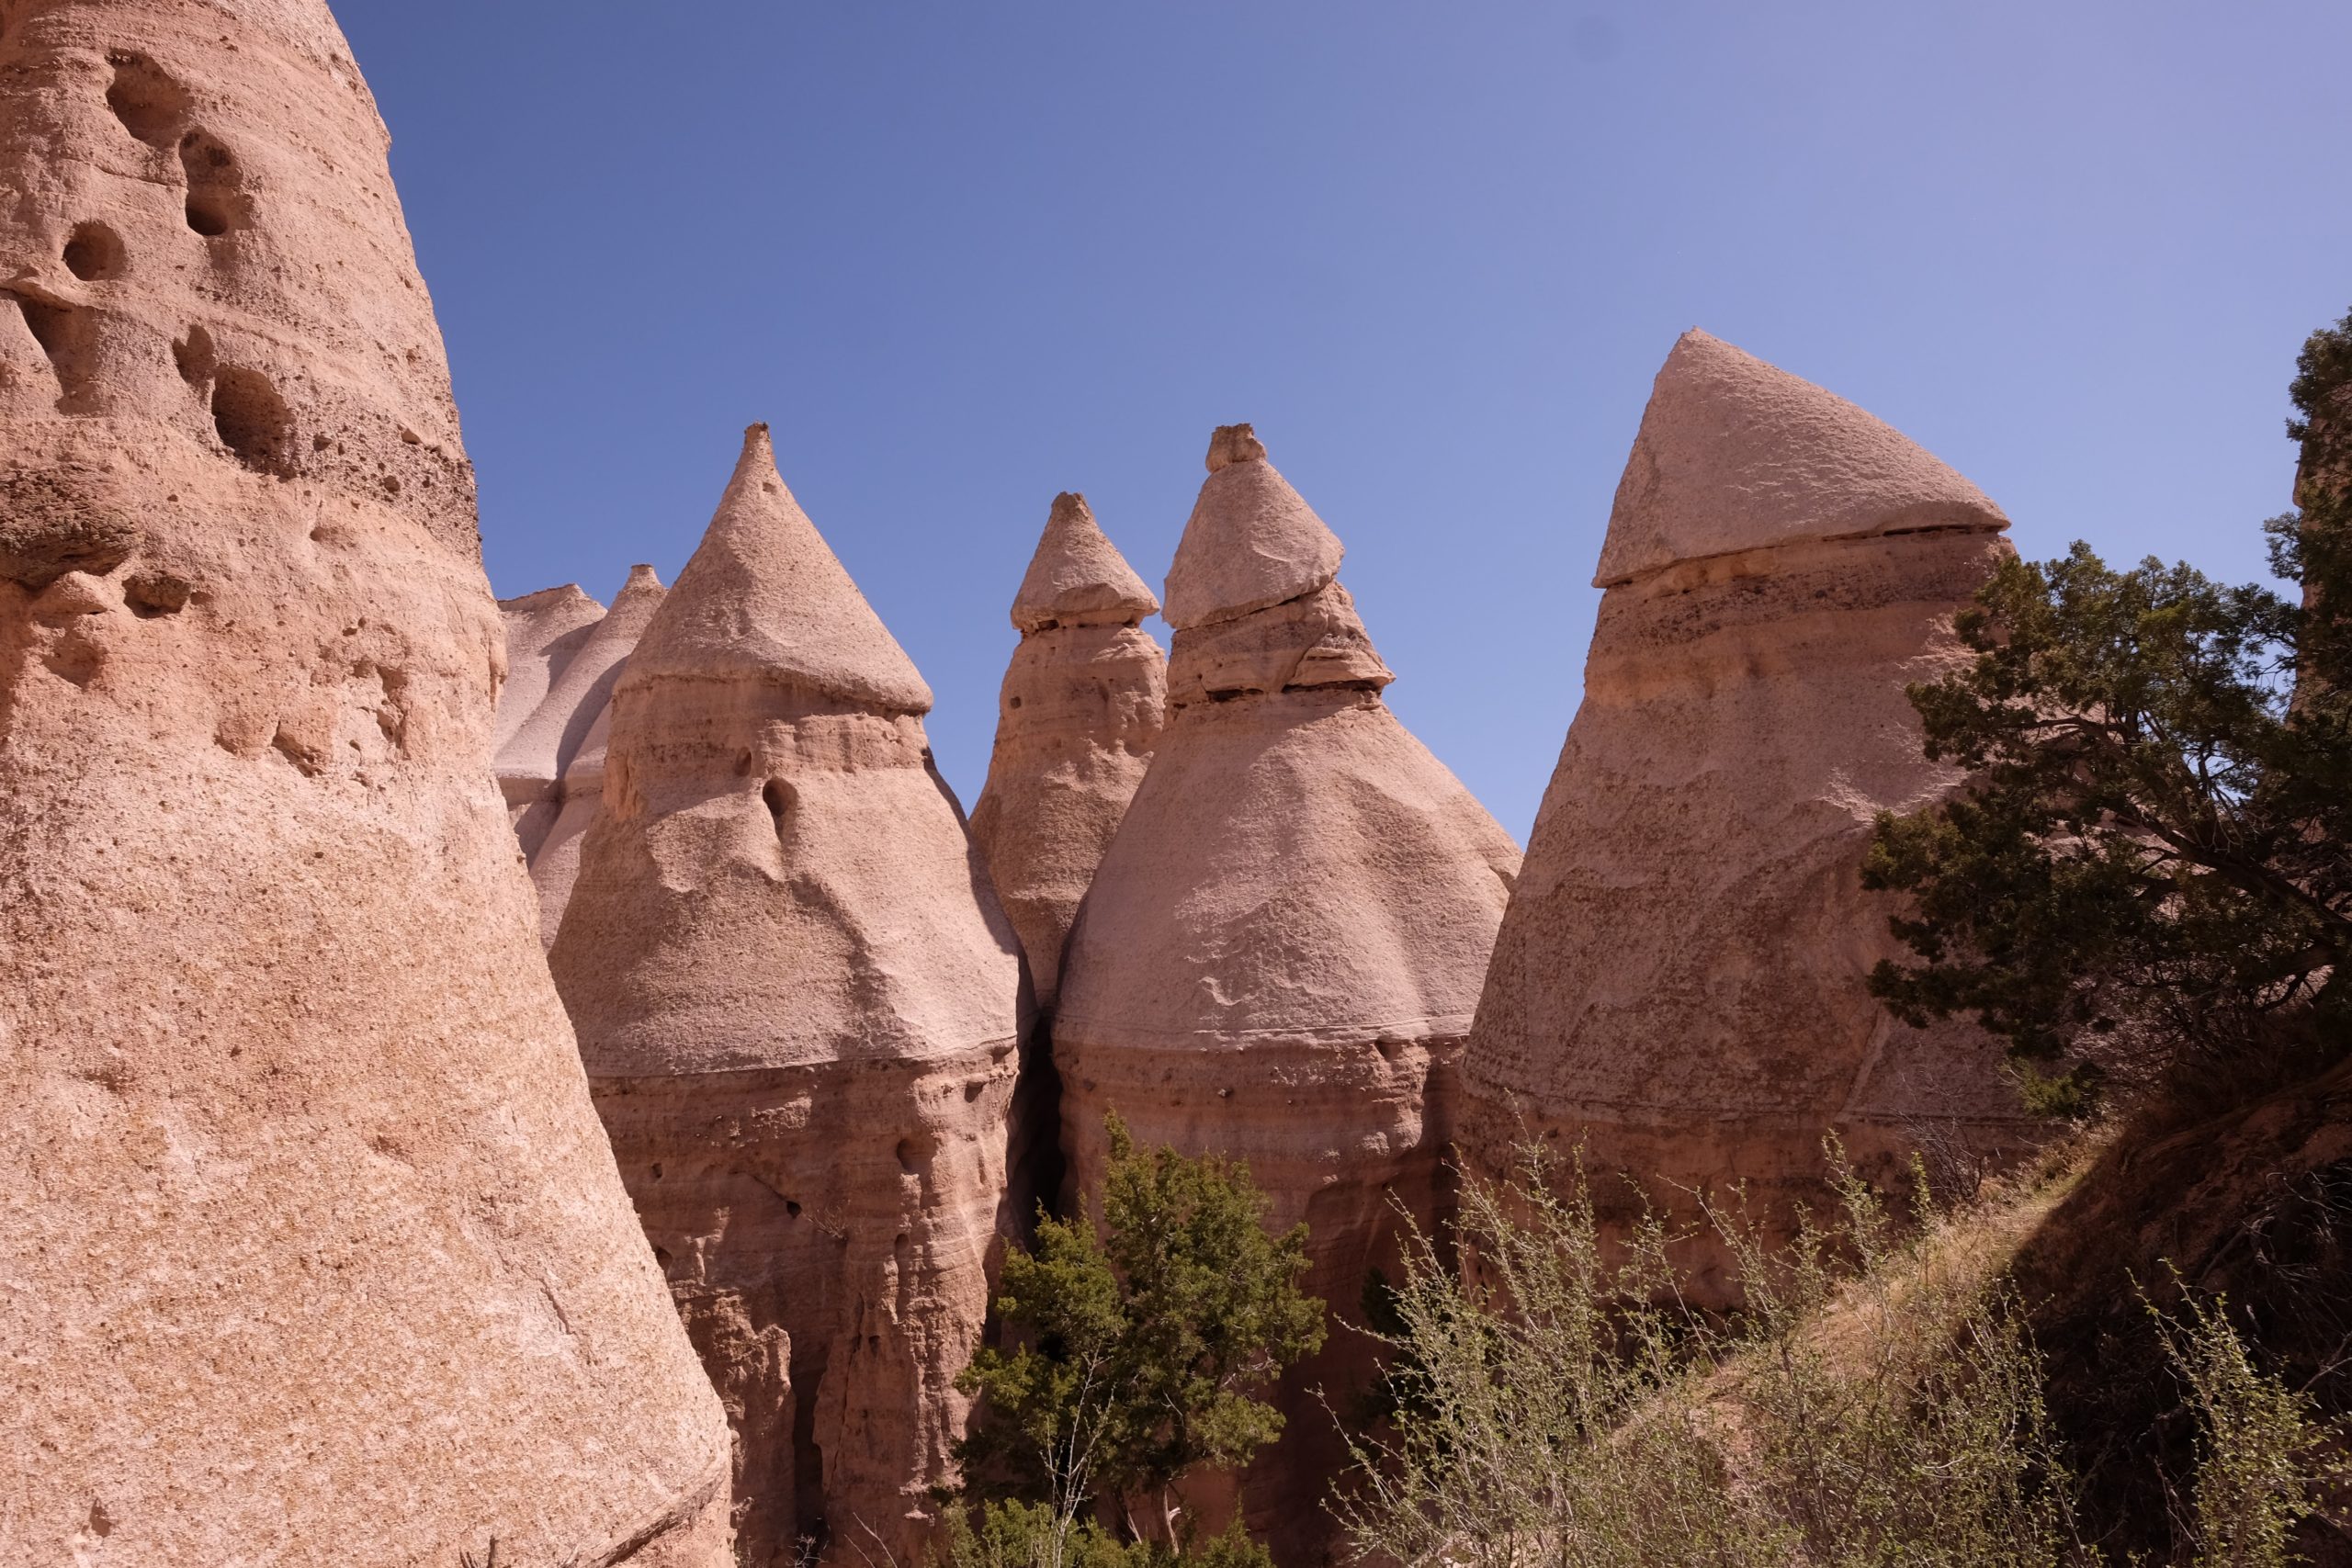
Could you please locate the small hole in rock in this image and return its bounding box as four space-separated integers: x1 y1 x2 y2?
210 365 296 478
650 1162 663 1180
1008 695 1022 709
895 1134 934 1175
62 223 127 281
178 130 247 236
763 778 794 825
106 52 190 147
786 1201 802 1218
171 323 214 387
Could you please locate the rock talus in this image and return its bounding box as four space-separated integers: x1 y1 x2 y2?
1463 330 2044 1298
1055 426 1521 1561
549 426 1025 1568
0 2 732 1562
968 491 1165 1010
494 562 666 944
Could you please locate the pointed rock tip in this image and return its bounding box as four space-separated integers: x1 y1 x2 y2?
625 428 933 711
1011 491 1159 631
617 562 664 594
1204 423 1268 473
1595 330 2008 586
1163 423 1345 630
499 581 603 615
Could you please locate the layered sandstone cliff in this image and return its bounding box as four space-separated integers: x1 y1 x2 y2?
1055 423 1521 1558
968 491 1165 1011
549 426 1025 1567
495 563 665 943
0 2 732 1562
1463 330 2042 1296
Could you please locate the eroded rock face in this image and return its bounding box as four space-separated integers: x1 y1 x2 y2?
968 491 1164 1011
494 563 666 944
549 426 1025 1568
0 3 732 1562
1463 330 2043 1300
1055 426 1521 1561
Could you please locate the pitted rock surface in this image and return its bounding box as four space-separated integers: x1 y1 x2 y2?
0 2 733 1562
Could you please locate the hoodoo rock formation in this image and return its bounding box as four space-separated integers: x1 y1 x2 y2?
495 563 666 943
1463 330 2042 1294
1055 424 1522 1555
0 2 732 1562
549 426 1026 1567
968 491 1165 1011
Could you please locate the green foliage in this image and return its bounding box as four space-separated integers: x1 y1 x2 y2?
1335 1144 2081 1568
2147 1280 2347 1568
1861 315 2352 1105
951 1114 1323 1562
940 1503 1272 1568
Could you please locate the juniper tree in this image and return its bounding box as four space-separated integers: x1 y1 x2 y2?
949 1114 1324 1568
1862 311 2352 1111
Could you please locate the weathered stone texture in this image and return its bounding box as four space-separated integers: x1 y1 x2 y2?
0 1 732 1562
969 491 1165 1010
550 426 1024 1567
495 563 666 945
1056 426 1521 1560
1463 331 2043 1300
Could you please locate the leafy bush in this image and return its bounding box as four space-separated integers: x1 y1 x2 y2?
948 1113 1323 1568
1334 1143 2078 1568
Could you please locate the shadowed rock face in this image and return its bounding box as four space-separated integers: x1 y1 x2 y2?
968 491 1165 1011
1055 426 1521 1562
0 2 733 1562
550 426 1025 1568
495 564 666 945
1463 331 2043 1302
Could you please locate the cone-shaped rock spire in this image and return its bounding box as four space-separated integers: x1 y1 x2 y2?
498 564 665 845
1160 423 1347 628
551 431 1024 1566
0 4 731 1561
495 581 606 753
1464 332 2037 1303
972 493 1166 1010
628 424 932 711
1055 425 1521 1560
492 564 668 943
1011 491 1159 631
1596 330 2007 585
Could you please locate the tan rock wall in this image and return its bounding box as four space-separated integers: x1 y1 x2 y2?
0 1 731 1561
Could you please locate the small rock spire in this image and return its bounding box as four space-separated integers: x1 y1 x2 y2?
1010 491 1159 632
628 423 933 712
1161 423 1345 630
1596 330 2007 587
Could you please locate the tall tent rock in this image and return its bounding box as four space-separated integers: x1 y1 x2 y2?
1463 330 2044 1299
495 562 667 944
0 1 734 1562
1054 423 1522 1558
968 491 1165 1011
549 425 1027 1568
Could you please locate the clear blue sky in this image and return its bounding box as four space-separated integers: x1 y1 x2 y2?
337 1 2351 840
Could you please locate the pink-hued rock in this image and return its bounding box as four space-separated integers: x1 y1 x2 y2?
549 425 1025 1567
969 492 1166 1010
1056 425 1521 1560
1463 331 2041 1300
1593 329 2009 586
493 563 666 943
494 580 604 753
0 3 732 1563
